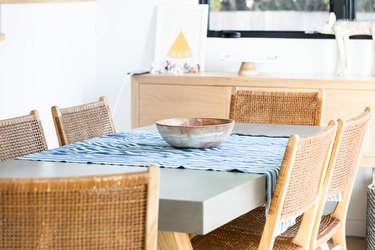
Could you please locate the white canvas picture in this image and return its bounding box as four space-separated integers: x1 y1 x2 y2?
154 5 208 72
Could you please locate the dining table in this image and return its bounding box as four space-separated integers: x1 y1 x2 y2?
1 123 323 250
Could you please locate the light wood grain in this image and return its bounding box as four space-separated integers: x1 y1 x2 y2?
146 165 160 250
51 105 64 146
258 135 299 249
291 122 336 249
324 90 375 159
138 84 231 127
131 73 375 167
133 72 375 90
158 231 193 250
131 76 140 129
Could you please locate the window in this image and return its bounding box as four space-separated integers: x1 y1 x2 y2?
200 0 375 38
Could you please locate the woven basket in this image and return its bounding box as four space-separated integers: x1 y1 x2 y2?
367 183 375 250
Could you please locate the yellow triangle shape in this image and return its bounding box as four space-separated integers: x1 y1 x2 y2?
167 32 193 59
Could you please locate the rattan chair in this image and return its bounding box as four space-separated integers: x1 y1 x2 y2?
229 88 324 126
0 110 48 161
191 121 337 250
51 96 116 146
0 165 160 250
279 107 372 249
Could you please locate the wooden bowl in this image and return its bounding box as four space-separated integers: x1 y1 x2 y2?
156 118 235 149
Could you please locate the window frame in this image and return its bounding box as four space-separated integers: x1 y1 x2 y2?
199 0 371 39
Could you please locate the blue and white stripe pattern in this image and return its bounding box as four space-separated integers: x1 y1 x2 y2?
19 131 289 212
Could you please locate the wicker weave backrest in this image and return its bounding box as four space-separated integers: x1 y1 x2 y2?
303 108 372 249
328 107 371 197
277 121 336 220
0 110 48 161
260 121 336 249
0 165 159 250
52 96 116 146
229 88 324 126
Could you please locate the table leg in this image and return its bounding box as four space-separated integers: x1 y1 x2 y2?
158 231 193 250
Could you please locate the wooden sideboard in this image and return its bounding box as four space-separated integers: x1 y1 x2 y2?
131 72 375 167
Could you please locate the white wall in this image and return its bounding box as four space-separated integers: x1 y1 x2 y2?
0 2 96 148
96 0 196 132
205 37 374 75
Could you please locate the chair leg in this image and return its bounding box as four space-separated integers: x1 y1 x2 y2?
331 225 346 250
158 231 193 250
318 242 330 250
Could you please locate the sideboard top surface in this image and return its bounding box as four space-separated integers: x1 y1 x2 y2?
132 72 375 91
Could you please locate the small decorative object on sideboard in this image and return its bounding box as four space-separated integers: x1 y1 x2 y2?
156 118 234 149
239 61 257 76
151 60 200 74
316 12 375 76
220 54 277 76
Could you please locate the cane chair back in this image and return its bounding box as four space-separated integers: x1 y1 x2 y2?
52 96 116 146
0 165 159 250
191 121 337 250
327 107 371 198
229 88 324 126
313 107 371 248
277 108 371 249
0 110 48 161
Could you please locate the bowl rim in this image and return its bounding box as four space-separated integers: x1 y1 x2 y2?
155 117 235 128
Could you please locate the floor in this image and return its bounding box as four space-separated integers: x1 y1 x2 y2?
328 237 365 250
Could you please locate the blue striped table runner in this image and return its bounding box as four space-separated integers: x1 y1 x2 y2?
18 131 289 213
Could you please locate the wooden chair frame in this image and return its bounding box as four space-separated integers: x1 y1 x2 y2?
0 110 48 161
229 87 325 126
0 165 159 250
273 108 371 250
311 107 371 250
260 121 336 249
191 121 337 250
51 96 116 146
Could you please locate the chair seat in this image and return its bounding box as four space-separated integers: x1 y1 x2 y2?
222 205 267 236
191 206 301 250
280 214 341 246
196 205 341 249
191 226 301 250
316 215 341 245
281 214 341 246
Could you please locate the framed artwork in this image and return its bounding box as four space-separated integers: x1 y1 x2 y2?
153 5 208 73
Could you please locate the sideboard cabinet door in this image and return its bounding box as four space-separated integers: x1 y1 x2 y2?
137 84 232 127
325 89 375 166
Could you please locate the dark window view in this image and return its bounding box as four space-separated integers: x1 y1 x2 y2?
218 0 329 11
207 0 375 32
